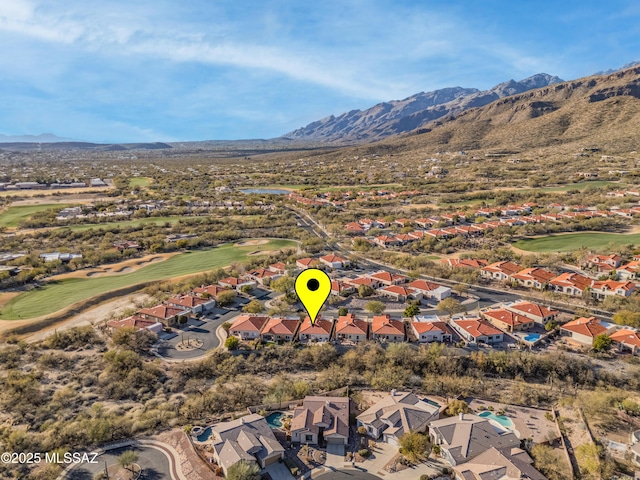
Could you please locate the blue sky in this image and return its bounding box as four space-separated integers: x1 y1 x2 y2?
0 0 639 143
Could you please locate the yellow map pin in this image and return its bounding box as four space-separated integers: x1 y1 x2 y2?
295 268 331 325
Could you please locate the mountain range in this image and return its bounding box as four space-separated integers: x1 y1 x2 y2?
0 133 76 143
282 73 564 143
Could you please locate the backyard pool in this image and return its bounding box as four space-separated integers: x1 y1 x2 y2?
478 411 514 428
523 333 542 343
196 426 213 442
266 412 285 429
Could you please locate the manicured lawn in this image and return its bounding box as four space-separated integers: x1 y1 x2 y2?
513 232 640 252
129 177 153 187
0 239 296 320
0 204 70 228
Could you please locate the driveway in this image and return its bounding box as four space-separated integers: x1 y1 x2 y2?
262 462 296 479
325 442 346 469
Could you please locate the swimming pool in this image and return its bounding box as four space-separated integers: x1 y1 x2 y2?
478 411 514 428
196 426 213 442
523 333 542 343
425 398 441 407
266 412 285 429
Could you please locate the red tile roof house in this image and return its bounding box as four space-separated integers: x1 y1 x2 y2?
377 285 423 303
260 317 300 342
344 222 366 234
610 329 640 355
298 316 334 342
510 267 556 290
247 268 282 285
480 308 534 333
411 316 453 343
591 279 637 299
368 270 407 286
450 317 504 344
441 258 489 269
335 314 369 343
503 300 559 325
374 235 402 248
548 272 593 296
371 315 405 342
584 254 622 272
106 315 163 335
167 294 216 314
617 260 640 280
480 261 523 281
408 279 452 301
268 262 287 274
560 317 616 346
229 314 269 340
296 257 322 269
139 304 188 327
193 284 231 299
330 280 356 296
218 276 257 291
346 276 383 289
319 254 350 269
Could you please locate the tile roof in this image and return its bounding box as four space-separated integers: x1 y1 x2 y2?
610 328 640 348
560 317 606 337
261 317 299 336
483 308 532 328
452 318 503 338
230 314 269 332
139 304 184 319
481 261 523 276
335 314 369 336
408 279 442 292
193 285 231 297
506 301 558 319
372 315 405 336
549 272 593 290
168 294 210 308
299 316 333 335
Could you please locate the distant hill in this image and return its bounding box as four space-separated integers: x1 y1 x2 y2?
0 133 77 143
0 141 173 152
282 74 563 143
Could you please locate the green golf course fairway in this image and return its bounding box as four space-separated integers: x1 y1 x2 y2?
0 239 296 320
0 204 71 228
513 232 640 252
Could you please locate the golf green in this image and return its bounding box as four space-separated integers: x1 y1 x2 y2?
513 232 640 252
0 239 296 320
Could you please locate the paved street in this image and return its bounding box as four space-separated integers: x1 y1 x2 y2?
316 470 382 480
155 290 279 360
68 445 172 479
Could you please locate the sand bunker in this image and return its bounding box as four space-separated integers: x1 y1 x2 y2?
235 239 269 246
135 256 163 266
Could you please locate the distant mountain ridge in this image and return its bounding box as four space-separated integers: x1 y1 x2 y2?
282 73 563 143
0 133 77 143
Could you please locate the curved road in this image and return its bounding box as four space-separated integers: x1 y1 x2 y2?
316 469 382 480
64 440 185 480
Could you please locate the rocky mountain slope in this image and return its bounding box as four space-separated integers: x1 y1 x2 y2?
283 74 563 143
396 64 640 154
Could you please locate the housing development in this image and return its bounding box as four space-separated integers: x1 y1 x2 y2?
3 32 640 480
